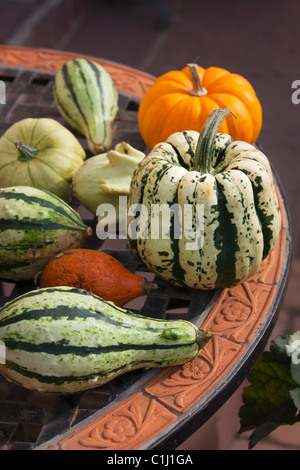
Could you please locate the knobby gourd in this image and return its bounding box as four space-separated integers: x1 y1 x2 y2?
127 108 281 290
36 248 157 307
0 286 211 393
138 64 262 150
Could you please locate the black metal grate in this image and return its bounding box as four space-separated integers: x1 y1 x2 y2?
0 66 216 449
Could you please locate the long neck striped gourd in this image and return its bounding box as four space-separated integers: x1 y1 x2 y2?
0 286 211 394
0 186 91 281
54 58 119 154
127 108 282 290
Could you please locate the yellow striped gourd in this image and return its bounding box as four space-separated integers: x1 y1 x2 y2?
54 58 118 154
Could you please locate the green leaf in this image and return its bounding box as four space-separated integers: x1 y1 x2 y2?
239 337 299 437
291 363 300 386
239 351 297 428
290 387 300 409
247 399 299 449
270 335 292 364
248 422 279 449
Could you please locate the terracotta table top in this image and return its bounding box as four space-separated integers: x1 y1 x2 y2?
0 45 292 451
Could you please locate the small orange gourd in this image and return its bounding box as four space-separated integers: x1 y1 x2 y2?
36 249 157 307
138 63 262 150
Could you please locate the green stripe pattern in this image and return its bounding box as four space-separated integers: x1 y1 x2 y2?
0 186 90 281
0 286 201 393
54 58 119 154
127 131 282 290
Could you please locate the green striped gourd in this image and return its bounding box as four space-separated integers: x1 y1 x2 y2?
54 58 119 154
0 286 211 394
127 108 282 290
0 186 92 281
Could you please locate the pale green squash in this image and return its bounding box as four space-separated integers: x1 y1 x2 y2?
0 118 86 202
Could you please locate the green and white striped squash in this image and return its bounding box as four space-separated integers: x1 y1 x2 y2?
0 186 92 281
127 108 282 290
54 58 119 154
0 118 86 202
0 286 211 394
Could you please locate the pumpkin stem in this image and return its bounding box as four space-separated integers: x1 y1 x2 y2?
15 140 39 162
196 330 212 349
86 227 93 237
193 108 233 174
188 63 207 97
142 278 158 294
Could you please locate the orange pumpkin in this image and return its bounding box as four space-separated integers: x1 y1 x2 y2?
138 64 262 150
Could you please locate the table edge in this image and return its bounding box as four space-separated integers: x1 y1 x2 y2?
0 44 156 98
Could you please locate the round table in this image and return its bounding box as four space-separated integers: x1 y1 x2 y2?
0 45 292 451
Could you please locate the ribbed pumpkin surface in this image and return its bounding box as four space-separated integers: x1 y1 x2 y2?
138 65 262 150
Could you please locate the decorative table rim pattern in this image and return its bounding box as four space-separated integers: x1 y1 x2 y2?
0 45 155 99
